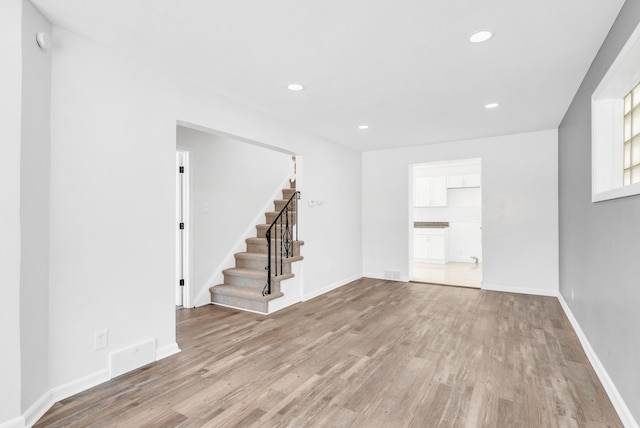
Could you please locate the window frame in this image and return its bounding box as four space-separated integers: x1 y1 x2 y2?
591 22 640 202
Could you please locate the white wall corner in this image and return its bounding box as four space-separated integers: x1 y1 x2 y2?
0 417 25 428
156 343 181 361
302 274 362 301
557 294 639 428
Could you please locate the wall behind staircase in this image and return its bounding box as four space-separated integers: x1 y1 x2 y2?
176 126 291 307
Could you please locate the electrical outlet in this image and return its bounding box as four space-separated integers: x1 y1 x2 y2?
95 329 108 350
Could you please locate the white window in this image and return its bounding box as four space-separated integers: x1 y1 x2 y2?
591 22 640 202
623 82 640 185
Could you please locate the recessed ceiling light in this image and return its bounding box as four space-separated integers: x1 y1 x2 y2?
485 103 500 109
358 125 369 130
287 83 305 91
469 30 493 43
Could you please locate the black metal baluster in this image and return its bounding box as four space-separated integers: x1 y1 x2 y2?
265 228 271 295
264 190 298 296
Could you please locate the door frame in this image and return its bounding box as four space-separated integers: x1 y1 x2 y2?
176 147 191 307
408 158 483 286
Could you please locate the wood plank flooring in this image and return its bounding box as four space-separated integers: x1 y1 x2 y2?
35 278 622 427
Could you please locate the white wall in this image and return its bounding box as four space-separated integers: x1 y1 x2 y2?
0 0 24 424
47 27 362 393
176 126 291 306
20 0 52 413
363 129 559 295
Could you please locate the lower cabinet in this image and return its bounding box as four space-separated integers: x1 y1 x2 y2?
414 228 447 263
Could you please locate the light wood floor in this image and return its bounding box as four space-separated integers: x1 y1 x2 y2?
36 278 621 427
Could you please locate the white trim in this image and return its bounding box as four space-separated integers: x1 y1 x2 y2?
50 369 110 403
302 274 362 301
592 21 640 202
156 342 181 361
363 272 410 282
20 341 180 428
176 148 191 307
557 294 639 428
23 391 53 428
210 302 268 315
192 175 291 307
268 294 300 313
592 180 640 202
0 417 25 428
481 283 558 297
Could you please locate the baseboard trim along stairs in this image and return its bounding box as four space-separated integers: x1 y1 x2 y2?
209 183 303 313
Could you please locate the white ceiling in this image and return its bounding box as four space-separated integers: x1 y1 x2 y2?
32 0 625 152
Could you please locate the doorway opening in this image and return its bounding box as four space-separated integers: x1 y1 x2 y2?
410 158 482 288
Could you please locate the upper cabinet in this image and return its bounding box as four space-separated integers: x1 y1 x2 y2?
446 174 481 189
414 176 448 207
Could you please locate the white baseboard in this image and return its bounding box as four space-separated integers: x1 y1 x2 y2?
211 301 267 315
0 417 25 428
156 342 181 361
302 274 362 301
362 273 407 282
22 368 110 427
23 391 53 428
50 369 110 403
21 341 180 428
269 262 303 314
268 294 301 314
557 294 639 428
481 282 558 297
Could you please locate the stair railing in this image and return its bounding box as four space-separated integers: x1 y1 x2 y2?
263 190 299 296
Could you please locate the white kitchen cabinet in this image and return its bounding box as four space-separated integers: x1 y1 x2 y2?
414 228 448 263
414 233 430 259
414 176 448 206
446 174 481 188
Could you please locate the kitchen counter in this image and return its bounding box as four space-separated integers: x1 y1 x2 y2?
414 221 449 229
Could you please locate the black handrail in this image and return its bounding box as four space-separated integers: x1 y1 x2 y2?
263 190 299 296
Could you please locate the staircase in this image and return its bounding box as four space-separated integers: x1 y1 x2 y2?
209 183 304 313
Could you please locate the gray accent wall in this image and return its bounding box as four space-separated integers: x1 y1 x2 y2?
559 0 640 422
